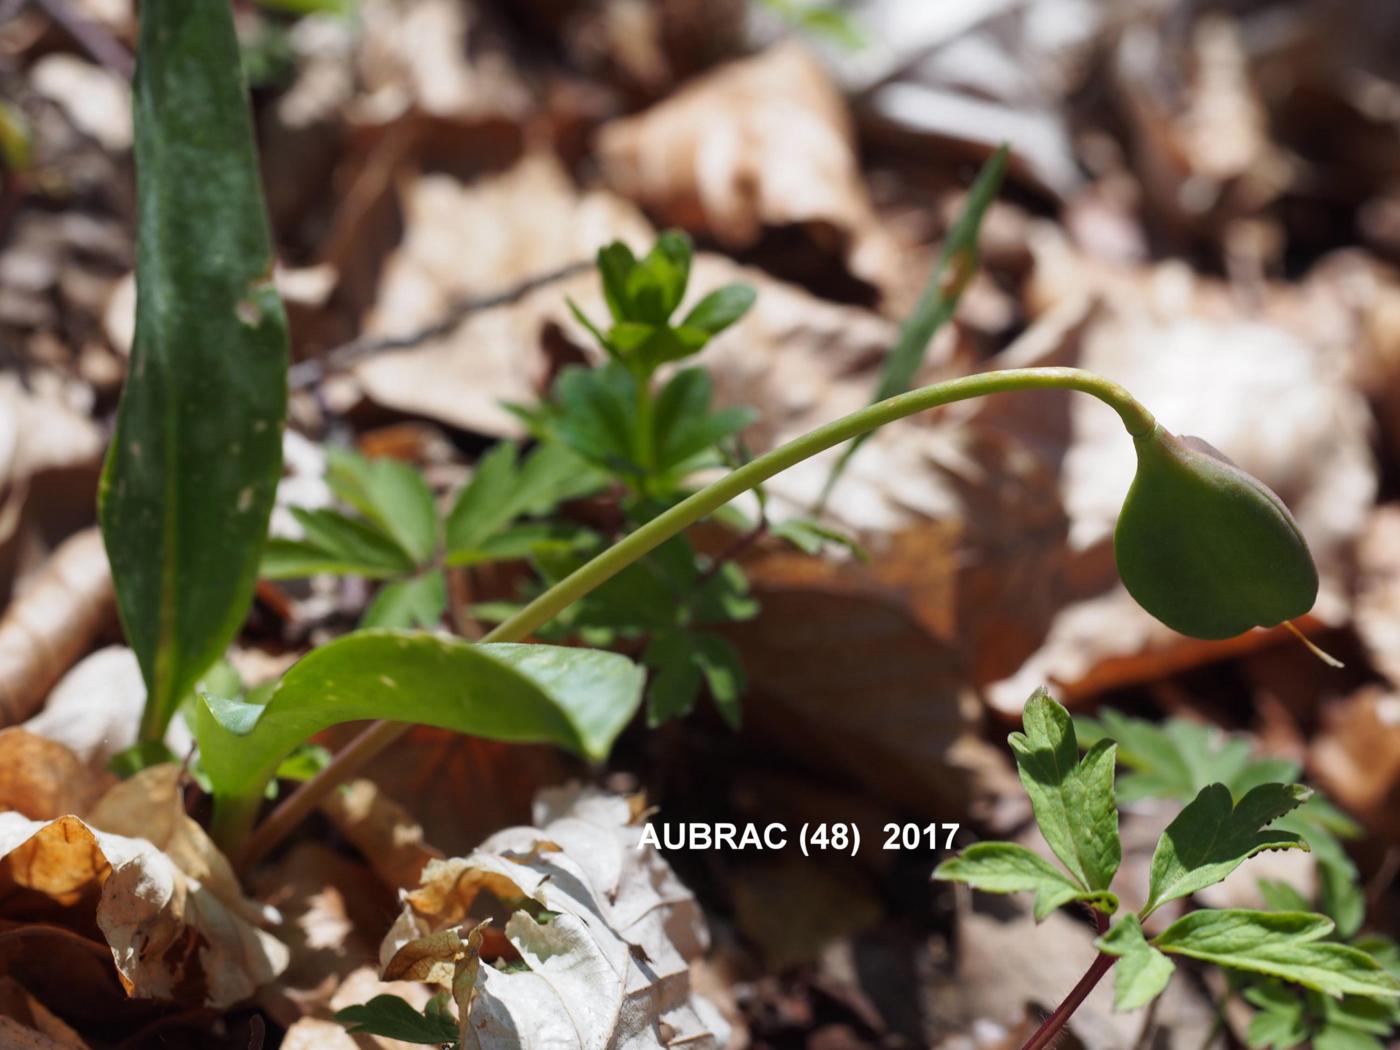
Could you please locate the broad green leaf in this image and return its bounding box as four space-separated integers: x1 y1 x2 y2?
1258 879 1314 914
933 842 1118 922
336 994 458 1045
1096 914 1176 1011
195 632 645 811
1144 782 1309 915
100 0 289 740
361 571 447 630
326 448 438 564
1008 689 1120 892
1153 910 1400 1000
819 145 1006 501
1076 710 1263 803
682 284 756 336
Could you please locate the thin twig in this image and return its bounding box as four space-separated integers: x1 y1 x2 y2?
34 0 134 78
288 260 591 391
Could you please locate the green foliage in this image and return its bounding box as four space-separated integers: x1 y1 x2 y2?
1008 689 1121 893
934 842 1118 922
335 994 457 1044
101 0 289 743
755 0 867 49
1143 782 1309 917
1115 430 1319 639
820 146 1007 501
195 634 645 840
935 692 1400 1019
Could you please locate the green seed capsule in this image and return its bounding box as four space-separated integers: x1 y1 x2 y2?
1114 425 1319 641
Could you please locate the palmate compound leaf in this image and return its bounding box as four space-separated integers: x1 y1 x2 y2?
1009 689 1121 893
1096 913 1176 1011
1153 911 1400 1001
1144 782 1310 916
933 842 1119 921
194 632 645 823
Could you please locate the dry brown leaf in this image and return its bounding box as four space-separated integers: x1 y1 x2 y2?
319 779 443 892
597 43 898 296
29 54 132 152
0 781 288 1008
378 785 728 1049
0 729 107 821
0 529 114 727
1311 686 1400 839
0 975 88 1049
1355 505 1400 688
280 964 439 1050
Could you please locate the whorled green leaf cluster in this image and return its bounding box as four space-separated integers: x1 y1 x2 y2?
935 690 1400 1023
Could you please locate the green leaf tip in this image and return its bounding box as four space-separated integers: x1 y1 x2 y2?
1144 781 1312 915
1115 427 1319 640
1008 688 1121 893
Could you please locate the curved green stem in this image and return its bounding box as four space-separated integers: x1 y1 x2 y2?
236 367 1153 868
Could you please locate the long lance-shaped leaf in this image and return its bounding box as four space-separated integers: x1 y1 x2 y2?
195 632 645 841
100 1 288 740
817 144 1008 505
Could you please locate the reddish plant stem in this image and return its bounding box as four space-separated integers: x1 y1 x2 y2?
1021 949 1117 1050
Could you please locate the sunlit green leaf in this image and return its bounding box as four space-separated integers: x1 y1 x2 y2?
934 842 1118 922
1097 913 1176 1011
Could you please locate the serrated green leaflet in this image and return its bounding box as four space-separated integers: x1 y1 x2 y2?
1008 689 1120 892
1096 913 1175 1011
101 0 288 741
1144 782 1310 915
1153 911 1400 1000
933 842 1118 921
195 632 645 833
326 447 438 564
361 571 446 629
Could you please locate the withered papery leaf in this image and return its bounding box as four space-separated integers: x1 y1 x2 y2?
378 785 727 1049
0 804 287 1009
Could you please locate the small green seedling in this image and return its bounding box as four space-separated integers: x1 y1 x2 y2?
935 692 1399 1050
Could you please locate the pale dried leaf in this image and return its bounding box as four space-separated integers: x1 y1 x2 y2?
0 975 88 1048
1311 686 1400 838
379 785 728 1049
29 55 131 152
0 529 113 727
23 646 191 768
320 779 443 891
1355 505 1400 688
0 809 288 1008
597 43 898 295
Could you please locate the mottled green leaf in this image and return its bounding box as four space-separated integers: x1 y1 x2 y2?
1008 689 1120 892
1144 782 1310 915
100 0 289 740
1096 913 1176 1011
682 284 756 336
1153 911 1400 1000
934 842 1118 921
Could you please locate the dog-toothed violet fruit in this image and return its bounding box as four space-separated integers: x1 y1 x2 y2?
1115 426 1319 641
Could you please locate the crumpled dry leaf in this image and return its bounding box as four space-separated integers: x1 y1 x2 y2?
319 778 443 892
1354 504 1400 687
378 784 728 1049
23 646 191 768
0 728 107 820
0 529 113 727
0 768 288 1009
596 42 898 297
350 153 651 435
